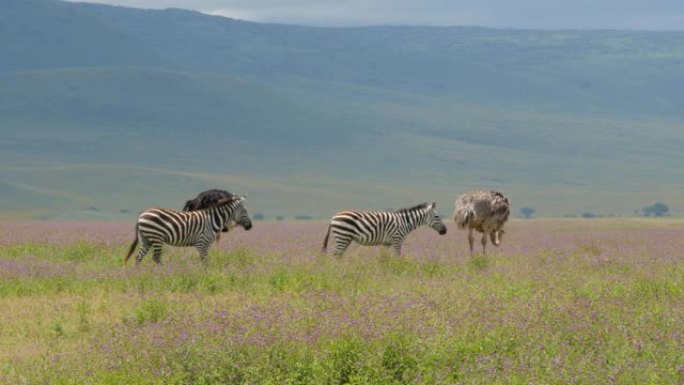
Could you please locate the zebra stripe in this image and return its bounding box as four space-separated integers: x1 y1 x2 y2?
322 202 447 256
124 196 252 266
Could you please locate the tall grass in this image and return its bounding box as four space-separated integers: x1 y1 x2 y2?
0 220 682 384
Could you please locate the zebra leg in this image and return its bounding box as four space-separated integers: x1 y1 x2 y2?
196 242 210 267
135 240 151 266
152 245 163 265
467 228 475 255
333 236 352 257
390 236 404 256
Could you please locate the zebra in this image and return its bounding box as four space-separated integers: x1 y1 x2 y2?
322 202 447 256
454 190 510 255
124 195 253 266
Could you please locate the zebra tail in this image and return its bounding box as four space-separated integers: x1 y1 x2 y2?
124 224 139 266
321 223 332 253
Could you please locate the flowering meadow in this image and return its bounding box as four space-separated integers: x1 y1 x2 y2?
0 219 682 384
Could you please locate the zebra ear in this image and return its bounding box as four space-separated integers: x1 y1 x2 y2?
428 202 436 210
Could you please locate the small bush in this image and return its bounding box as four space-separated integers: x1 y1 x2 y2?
468 254 490 271
134 298 168 325
60 241 97 262
326 338 363 385
381 335 419 384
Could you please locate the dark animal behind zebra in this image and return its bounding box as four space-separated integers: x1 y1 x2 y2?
183 189 235 234
125 195 253 266
322 202 447 256
183 189 234 212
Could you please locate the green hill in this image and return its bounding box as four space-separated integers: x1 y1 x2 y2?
1 0 684 219
0 67 349 159
0 0 161 72
5 1 684 117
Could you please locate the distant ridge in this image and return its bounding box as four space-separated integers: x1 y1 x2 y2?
3 0 684 116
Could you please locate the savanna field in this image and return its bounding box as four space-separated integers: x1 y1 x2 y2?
0 219 682 384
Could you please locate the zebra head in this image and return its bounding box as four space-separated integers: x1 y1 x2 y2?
232 196 253 231
215 196 253 231
425 202 447 235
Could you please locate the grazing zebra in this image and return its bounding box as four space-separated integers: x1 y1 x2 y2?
183 189 235 240
322 202 447 256
454 190 510 255
124 196 253 266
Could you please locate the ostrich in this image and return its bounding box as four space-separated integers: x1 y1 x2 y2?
453 190 510 255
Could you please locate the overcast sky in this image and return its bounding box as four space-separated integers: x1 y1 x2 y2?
65 0 684 30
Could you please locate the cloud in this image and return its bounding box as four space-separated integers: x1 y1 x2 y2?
64 0 684 30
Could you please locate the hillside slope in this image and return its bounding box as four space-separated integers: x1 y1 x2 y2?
0 0 161 72
1 0 683 218
0 67 349 157
4 1 684 117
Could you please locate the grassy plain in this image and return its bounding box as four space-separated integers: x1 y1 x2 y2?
0 219 682 384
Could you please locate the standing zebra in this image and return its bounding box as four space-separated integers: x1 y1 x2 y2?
124 196 253 266
454 190 510 255
322 202 447 256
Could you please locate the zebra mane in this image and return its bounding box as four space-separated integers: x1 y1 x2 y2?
204 196 240 210
395 202 429 214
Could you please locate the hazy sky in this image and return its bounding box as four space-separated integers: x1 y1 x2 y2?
65 0 684 30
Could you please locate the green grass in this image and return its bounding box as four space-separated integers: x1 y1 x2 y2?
0 222 682 384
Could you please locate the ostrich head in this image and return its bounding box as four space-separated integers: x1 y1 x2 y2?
488 192 510 247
